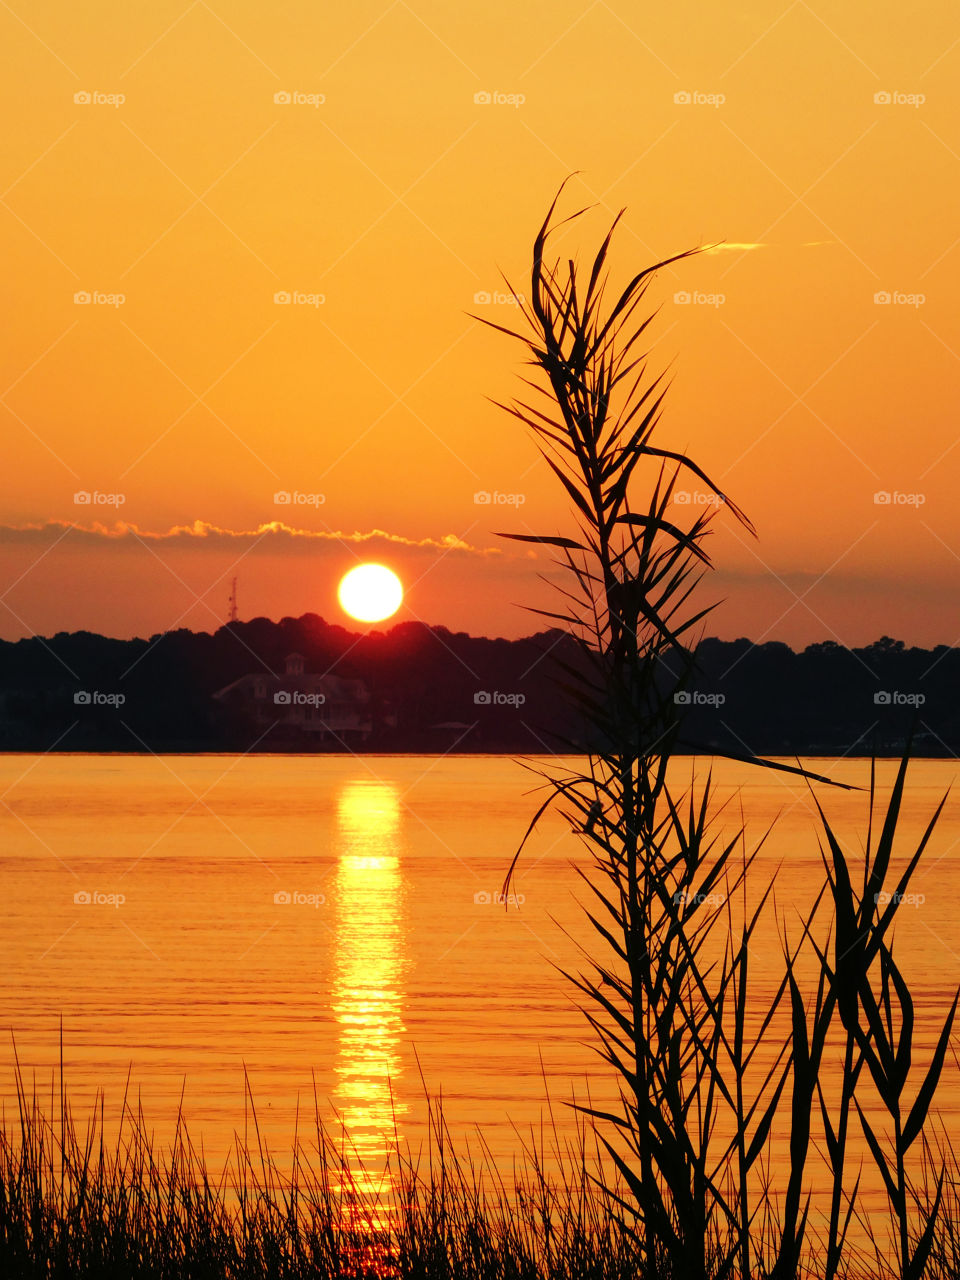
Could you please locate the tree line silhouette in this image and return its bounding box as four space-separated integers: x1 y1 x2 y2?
0 616 953 755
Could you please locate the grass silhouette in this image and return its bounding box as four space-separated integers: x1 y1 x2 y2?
478 179 960 1279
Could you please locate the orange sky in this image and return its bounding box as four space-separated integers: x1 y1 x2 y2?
2 1 959 647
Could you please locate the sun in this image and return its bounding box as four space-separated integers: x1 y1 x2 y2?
337 564 404 623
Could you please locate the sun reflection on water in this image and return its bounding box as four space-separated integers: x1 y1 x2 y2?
331 778 408 1202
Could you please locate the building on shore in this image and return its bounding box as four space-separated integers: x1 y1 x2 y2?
213 652 373 745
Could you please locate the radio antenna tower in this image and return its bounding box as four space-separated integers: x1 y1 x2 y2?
227 577 238 624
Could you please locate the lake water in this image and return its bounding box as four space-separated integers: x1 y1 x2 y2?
1 753 958 1233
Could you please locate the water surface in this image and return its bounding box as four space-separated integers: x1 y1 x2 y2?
2 753 958 1225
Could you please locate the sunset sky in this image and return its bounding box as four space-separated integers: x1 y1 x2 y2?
2 1 959 647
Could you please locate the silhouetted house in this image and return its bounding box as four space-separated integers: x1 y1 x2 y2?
213 653 372 745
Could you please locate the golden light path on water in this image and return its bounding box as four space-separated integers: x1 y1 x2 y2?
331 778 408 1201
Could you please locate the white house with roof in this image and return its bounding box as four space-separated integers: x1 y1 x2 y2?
213 653 372 744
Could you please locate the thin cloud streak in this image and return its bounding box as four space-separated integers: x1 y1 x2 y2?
0 520 518 559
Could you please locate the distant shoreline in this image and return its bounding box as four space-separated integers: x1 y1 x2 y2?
1 617 954 756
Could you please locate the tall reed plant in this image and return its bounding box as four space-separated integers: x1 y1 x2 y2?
480 180 958 1279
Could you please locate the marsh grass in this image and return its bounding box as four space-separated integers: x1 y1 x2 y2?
0 1049 673 1279
2 1044 958 1279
